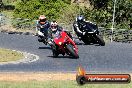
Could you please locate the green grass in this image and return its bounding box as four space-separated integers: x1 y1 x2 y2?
0 80 131 88
0 48 23 62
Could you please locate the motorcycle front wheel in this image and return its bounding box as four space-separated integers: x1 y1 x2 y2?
66 44 79 58
95 35 105 46
52 49 59 58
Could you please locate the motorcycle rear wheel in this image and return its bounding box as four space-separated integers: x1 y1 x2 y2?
66 44 79 58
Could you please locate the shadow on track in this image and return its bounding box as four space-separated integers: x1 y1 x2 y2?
38 46 51 50
75 42 101 46
48 56 78 59
76 42 94 45
75 42 84 45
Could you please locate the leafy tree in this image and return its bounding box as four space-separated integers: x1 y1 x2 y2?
14 0 76 20
85 0 132 29
14 0 78 23
89 0 109 9
13 0 132 29
114 0 132 29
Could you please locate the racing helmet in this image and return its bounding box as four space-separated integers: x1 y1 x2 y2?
76 15 85 23
39 15 46 24
50 21 58 32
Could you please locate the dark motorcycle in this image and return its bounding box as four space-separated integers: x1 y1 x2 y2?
76 22 105 46
51 31 79 58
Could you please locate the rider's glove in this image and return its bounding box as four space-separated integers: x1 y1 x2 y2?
48 41 52 45
82 32 86 35
38 31 44 36
47 39 53 45
74 24 78 27
40 25 44 28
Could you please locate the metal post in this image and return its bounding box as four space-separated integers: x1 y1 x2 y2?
111 0 117 42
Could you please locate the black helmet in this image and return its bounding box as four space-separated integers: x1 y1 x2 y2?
76 15 85 22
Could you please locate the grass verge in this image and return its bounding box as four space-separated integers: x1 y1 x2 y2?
0 48 23 62
0 80 131 88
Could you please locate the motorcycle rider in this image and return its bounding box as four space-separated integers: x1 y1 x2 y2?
36 15 50 44
47 21 63 46
73 15 99 39
48 21 72 46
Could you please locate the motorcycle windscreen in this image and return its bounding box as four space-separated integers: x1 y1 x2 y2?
53 31 67 45
85 22 98 32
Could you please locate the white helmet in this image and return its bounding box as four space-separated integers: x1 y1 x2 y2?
50 21 58 32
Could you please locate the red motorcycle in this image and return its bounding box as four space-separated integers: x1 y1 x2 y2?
51 31 79 58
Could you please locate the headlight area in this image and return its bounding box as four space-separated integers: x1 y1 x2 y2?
59 42 62 45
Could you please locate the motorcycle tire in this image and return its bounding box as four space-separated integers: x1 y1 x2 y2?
38 36 43 42
38 38 43 42
95 35 105 46
66 44 79 58
52 49 58 58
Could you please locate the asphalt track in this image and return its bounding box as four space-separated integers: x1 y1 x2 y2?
0 33 132 72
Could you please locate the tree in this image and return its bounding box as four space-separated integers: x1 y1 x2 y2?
14 0 69 20
89 0 109 9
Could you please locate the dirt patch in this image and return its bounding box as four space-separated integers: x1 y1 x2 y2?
0 72 76 82
0 25 36 34
0 72 131 82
